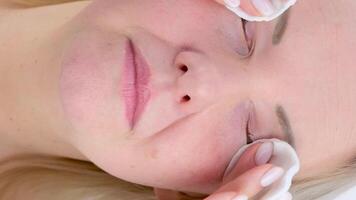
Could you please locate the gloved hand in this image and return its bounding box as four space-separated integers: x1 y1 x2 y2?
215 0 297 22
155 142 293 200
204 142 292 200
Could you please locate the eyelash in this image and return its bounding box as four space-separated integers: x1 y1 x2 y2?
246 117 254 144
241 19 256 57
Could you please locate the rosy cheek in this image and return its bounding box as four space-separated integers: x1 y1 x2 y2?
152 146 227 193
128 101 248 191
146 129 232 188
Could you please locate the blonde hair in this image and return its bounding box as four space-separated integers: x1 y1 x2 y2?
291 158 356 199
0 155 198 200
0 155 355 200
3 0 356 199
0 155 157 200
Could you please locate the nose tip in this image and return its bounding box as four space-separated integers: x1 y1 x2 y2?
175 62 221 110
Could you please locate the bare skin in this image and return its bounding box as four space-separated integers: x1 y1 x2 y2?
0 0 356 199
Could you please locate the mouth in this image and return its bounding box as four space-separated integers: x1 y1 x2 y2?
122 39 151 129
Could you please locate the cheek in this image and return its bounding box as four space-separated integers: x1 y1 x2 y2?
141 124 239 191
131 105 248 191
147 136 227 190
84 105 247 193
59 30 130 137
85 136 228 194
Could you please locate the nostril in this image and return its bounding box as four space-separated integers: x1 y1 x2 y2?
179 64 189 73
180 95 191 103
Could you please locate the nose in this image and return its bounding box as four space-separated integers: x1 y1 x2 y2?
171 48 253 112
175 52 225 111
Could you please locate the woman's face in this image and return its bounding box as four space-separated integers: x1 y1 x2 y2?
59 0 356 194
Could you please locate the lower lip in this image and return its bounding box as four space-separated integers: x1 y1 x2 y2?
122 40 151 128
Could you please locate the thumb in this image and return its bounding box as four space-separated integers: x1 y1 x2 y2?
205 164 284 200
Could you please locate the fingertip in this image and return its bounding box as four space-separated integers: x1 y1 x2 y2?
240 0 262 16
223 141 273 183
277 192 293 200
260 166 284 187
232 195 249 200
214 0 226 6
255 142 273 166
223 143 261 182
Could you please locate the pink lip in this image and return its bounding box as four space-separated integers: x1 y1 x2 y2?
122 40 151 128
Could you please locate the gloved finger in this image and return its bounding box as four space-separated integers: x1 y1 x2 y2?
239 0 262 16
277 192 293 200
215 0 267 16
223 141 274 183
216 0 297 22
205 164 284 200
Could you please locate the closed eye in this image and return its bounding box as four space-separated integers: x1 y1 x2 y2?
246 117 253 144
241 18 255 58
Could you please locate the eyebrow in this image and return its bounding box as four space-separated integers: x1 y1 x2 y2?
272 9 290 45
275 105 296 149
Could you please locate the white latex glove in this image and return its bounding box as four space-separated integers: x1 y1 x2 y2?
215 0 297 22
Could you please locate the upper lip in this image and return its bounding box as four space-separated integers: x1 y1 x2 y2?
122 39 151 128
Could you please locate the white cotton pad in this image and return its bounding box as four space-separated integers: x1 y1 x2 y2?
224 138 300 200
224 0 297 22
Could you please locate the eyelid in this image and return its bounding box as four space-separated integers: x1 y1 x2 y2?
240 19 256 58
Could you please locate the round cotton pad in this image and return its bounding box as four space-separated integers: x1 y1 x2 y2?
223 139 300 200
224 0 297 22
